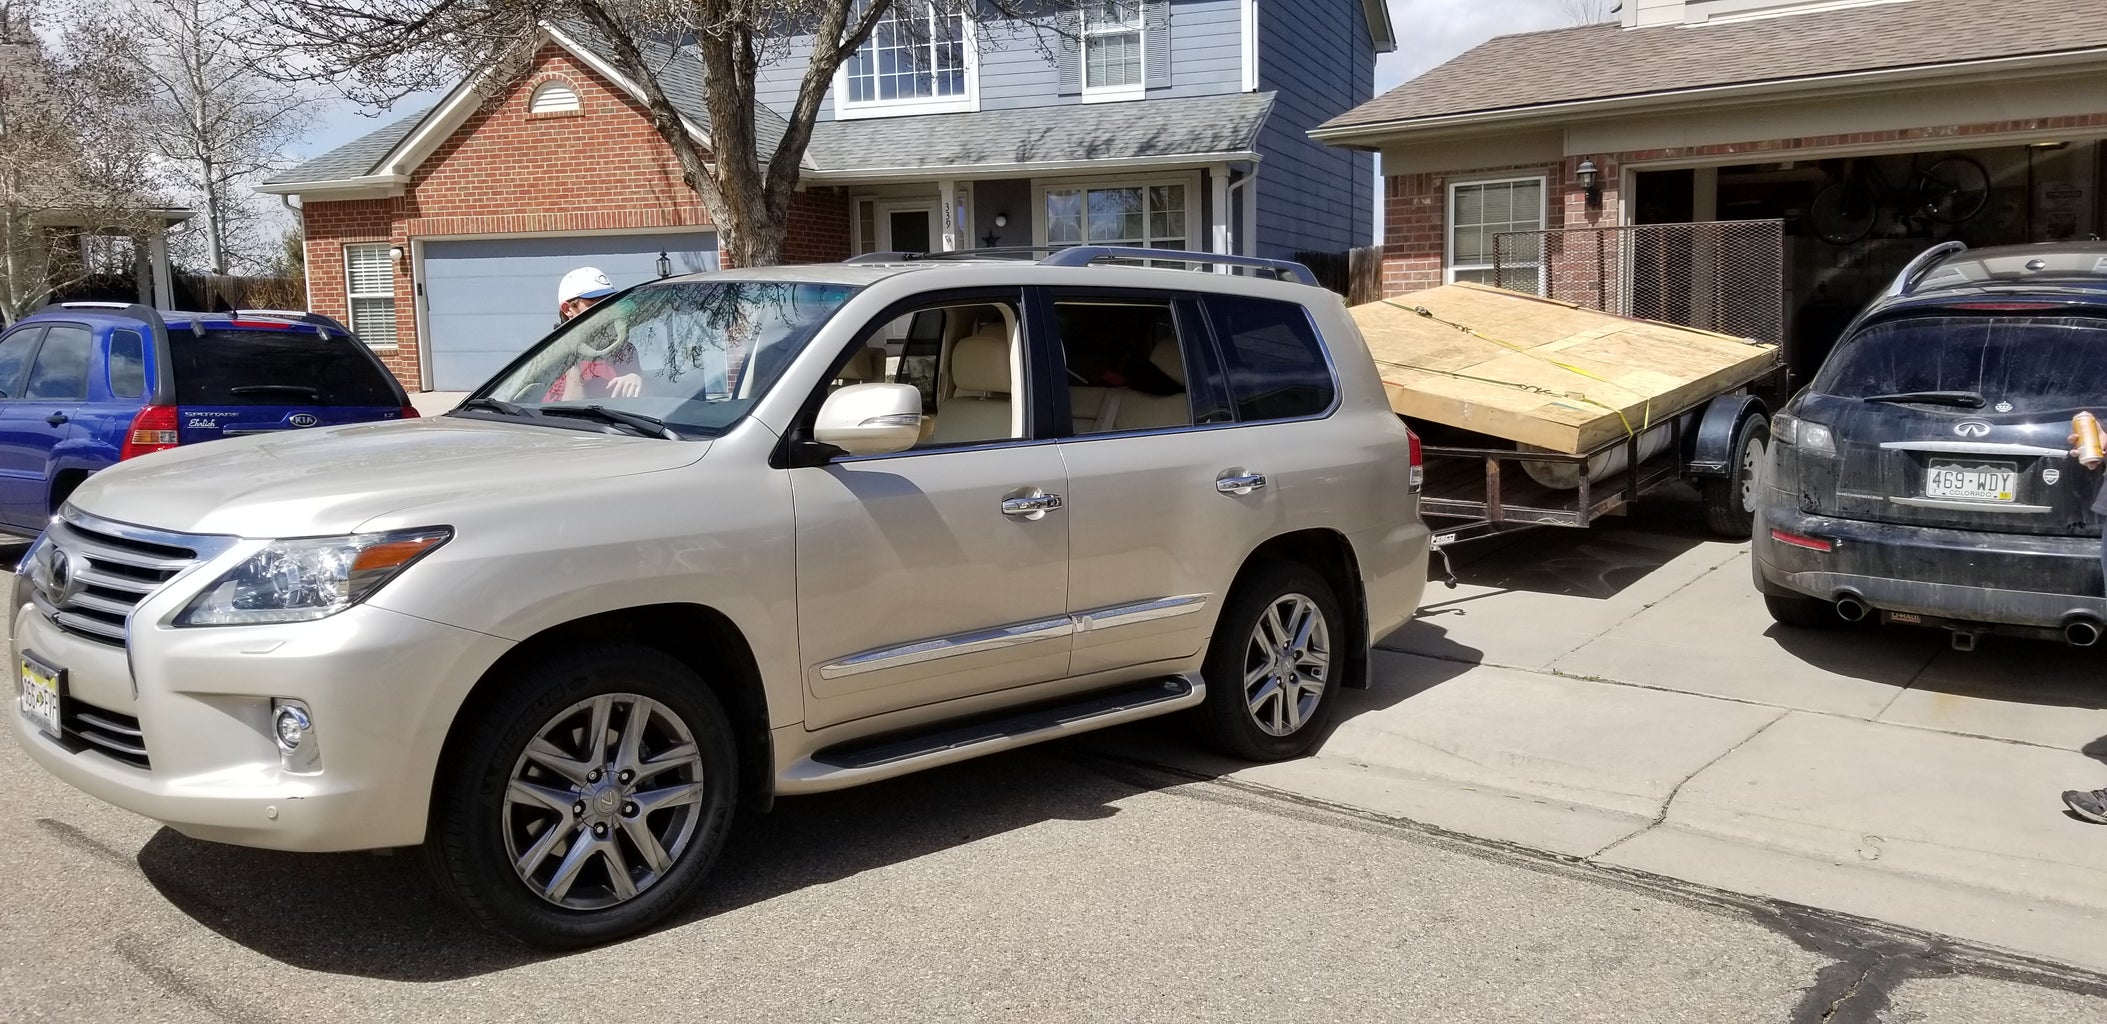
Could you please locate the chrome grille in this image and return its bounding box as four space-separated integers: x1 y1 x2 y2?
25 511 206 647
62 698 149 768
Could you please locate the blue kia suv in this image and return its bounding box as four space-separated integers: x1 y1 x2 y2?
0 303 414 537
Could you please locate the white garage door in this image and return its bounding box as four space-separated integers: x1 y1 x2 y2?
421 232 719 391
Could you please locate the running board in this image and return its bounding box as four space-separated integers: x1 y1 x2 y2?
781 676 1203 790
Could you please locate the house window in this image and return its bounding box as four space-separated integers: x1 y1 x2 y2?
1042 181 1192 250
1448 177 1546 290
344 244 397 347
528 79 580 114
1083 1 1144 95
840 1 974 117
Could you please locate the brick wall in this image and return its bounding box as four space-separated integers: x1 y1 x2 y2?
299 44 852 390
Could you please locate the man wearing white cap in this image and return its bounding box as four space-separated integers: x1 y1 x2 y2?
545 266 643 401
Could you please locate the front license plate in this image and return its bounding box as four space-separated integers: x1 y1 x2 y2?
1925 460 2017 503
18 652 62 740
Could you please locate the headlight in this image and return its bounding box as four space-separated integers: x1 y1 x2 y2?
1773 413 1836 456
177 527 451 626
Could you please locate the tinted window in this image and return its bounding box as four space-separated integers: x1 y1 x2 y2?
1203 296 1335 421
1814 315 2107 412
169 330 399 406
24 325 92 400
0 327 42 399
107 330 145 399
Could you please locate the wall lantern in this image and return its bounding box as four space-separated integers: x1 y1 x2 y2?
389 244 405 267
980 212 1009 248
656 250 672 278
1576 158 1603 211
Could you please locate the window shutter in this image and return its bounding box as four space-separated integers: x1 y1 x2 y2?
1058 7 1082 95
1143 0 1170 89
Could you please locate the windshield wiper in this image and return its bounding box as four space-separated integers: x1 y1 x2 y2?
539 404 680 440
454 397 528 417
1862 390 1986 409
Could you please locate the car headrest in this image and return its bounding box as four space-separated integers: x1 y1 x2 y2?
1149 336 1187 388
951 329 1011 395
837 346 884 382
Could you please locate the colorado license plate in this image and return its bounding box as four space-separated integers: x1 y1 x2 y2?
18 652 61 739
1925 460 2017 503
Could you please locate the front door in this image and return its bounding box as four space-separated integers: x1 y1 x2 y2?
790 293 1071 729
878 203 937 255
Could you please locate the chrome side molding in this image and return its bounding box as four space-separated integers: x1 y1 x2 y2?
818 595 1210 680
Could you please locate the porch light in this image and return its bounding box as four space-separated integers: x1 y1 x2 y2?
1577 158 1603 211
656 250 672 277
389 245 405 266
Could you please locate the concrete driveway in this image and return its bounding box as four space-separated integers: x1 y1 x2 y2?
1121 491 2107 972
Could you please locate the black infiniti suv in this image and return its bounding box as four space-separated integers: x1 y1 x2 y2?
1755 241 2107 649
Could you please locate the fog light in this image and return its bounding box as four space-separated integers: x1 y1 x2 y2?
274 703 311 753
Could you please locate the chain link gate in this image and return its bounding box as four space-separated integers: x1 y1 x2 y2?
1492 219 1786 343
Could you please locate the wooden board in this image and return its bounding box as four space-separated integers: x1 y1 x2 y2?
1352 282 1781 454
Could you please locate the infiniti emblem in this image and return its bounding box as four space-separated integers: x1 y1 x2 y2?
288 413 320 428
1953 420 1992 438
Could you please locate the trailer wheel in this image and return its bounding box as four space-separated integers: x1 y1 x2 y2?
1703 412 1768 539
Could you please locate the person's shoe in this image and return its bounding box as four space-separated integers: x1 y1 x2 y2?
2062 789 2107 824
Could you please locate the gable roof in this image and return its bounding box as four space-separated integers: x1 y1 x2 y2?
1318 0 2107 140
265 109 430 187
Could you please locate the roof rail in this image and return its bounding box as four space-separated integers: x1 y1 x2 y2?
1038 246 1322 286
1892 240 1969 297
43 301 169 332
233 309 348 332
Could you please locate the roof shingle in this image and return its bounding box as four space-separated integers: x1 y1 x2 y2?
1324 0 2107 134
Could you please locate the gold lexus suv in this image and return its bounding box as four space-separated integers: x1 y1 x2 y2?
13 248 1429 947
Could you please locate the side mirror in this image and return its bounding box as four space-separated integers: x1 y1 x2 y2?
813 383 923 456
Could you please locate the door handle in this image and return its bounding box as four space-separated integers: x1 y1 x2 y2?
44 412 67 427
1001 492 1064 520
1216 471 1267 495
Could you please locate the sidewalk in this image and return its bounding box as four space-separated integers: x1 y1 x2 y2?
1123 504 2107 971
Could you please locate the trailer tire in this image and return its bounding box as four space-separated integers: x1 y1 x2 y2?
1703 412 1768 539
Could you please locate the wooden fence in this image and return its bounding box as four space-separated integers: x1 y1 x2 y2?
1294 246 1383 306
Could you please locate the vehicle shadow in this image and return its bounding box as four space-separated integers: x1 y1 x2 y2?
1423 492 1718 603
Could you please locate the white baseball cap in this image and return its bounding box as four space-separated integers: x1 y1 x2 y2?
557 266 617 304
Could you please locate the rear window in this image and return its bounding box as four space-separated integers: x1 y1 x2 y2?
168 329 398 407
1814 315 2107 413
1202 296 1335 422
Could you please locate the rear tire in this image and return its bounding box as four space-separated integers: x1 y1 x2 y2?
1703 412 1769 539
1764 592 1836 630
425 644 739 949
1198 562 1345 762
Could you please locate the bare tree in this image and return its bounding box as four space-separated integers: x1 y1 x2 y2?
0 0 163 324
252 0 1058 267
1558 0 1617 25
79 0 311 274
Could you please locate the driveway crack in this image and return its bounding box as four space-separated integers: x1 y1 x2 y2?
1586 707 1790 861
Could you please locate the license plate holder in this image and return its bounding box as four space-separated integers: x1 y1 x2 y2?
1924 459 2018 503
18 650 63 740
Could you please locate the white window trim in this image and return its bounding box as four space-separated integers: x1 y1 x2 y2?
1240 0 1258 93
1445 175 1547 293
1030 170 1205 252
343 242 399 350
832 5 980 121
1081 2 1146 103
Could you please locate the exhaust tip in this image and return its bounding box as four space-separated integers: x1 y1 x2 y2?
1835 594 1870 623
2065 618 2103 648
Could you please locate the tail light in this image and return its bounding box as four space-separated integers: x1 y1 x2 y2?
121 405 181 460
398 405 420 419
1769 528 1834 553
1408 428 1424 491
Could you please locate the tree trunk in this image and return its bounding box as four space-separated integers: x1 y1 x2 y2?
199 153 224 274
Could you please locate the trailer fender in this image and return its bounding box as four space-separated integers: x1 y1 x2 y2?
1685 394 1769 479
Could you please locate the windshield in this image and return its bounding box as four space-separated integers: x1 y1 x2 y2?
471 279 862 436
172 329 400 406
1813 315 2107 413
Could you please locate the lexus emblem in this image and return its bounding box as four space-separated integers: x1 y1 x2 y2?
288 413 320 428
1953 420 1992 438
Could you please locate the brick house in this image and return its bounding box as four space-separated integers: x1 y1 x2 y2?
263 1 1395 393
1314 0 2107 373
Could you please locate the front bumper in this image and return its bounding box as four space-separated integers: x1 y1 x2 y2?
11 597 512 852
1753 505 2107 629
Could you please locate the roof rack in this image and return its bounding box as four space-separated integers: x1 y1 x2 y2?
231 309 349 332
43 301 169 332
1891 240 1969 297
841 246 1323 287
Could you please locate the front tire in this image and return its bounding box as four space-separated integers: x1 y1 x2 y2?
426 645 739 949
1199 563 1345 762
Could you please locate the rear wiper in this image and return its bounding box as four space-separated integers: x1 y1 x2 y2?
539 404 680 440
230 384 320 397
454 397 528 417
1862 390 1986 408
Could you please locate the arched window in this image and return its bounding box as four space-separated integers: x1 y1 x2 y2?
529 79 580 114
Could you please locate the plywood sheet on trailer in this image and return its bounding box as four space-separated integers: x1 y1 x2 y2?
1352 283 1780 454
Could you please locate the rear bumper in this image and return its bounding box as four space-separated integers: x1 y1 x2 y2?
1753 505 2107 629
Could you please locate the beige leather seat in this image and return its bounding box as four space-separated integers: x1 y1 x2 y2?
832 346 886 391
1109 337 1194 430
929 328 1013 444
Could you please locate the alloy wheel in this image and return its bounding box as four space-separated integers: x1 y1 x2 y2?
1242 593 1332 737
